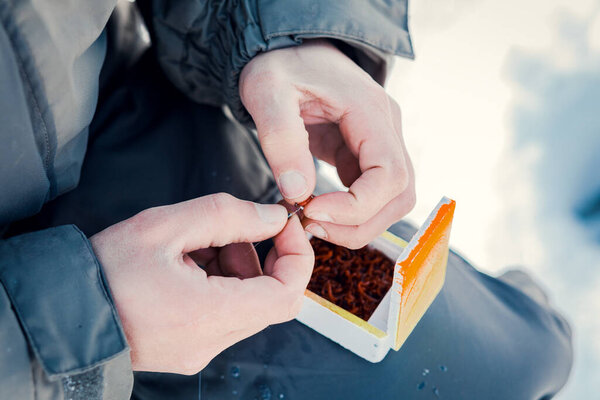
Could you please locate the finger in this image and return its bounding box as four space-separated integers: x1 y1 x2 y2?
137 194 288 253
206 217 313 328
263 246 279 275
304 96 410 225
303 187 416 249
304 130 415 248
243 83 316 203
263 215 314 291
260 215 314 323
218 243 262 279
207 216 314 334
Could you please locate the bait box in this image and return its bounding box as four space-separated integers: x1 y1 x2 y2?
295 197 455 362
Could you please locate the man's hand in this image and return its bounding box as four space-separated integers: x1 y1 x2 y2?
90 193 313 374
240 40 415 249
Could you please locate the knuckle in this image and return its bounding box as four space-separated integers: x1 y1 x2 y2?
398 170 411 194
287 296 304 319
242 67 286 103
389 189 416 223
129 207 164 239
396 168 410 194
178 356 196 375
179 362 201 376
274 287 305 322
382 159 409 195
132 207 157 227
404 189 417 213
258 123 307 151
365 83 389 109
179 354 211 376
128 207 179 256
179 367 199 376
347 192 374 225
389 96 402 117
346 191 361 212
284 291 305 320
352 213 371 226
203 193 234 217
393 188 416 221
380 155 401 175
257 127 282 147
376 88 390 108
345 234 370 250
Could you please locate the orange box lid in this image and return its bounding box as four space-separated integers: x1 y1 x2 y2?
387 197 456 350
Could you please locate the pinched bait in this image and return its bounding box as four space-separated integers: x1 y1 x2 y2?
295 195 314 208
287 194 314 219
308 237 394 321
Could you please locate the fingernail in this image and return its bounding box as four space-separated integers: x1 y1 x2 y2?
305 223 327 239
304 211 333 222
278 170 308 199
255 203 286 224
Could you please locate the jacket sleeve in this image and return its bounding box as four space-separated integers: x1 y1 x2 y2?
140 0 414 125
0 1 133 398
0 227 133 400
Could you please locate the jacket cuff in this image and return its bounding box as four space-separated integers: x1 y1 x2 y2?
151 0 413 127
227 0 414 125
0 225 129 379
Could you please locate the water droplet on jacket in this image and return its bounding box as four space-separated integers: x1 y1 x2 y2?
422 368 430 376
220 375 225 380
432 386 440 397
417 382 426 390
232 390 238 396
258 383 272 400
263 363 269 369
231 366 240 378
440 365 448 372
278 394 285 399
65 378 76 391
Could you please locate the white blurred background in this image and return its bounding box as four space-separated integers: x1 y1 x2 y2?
385 0 600 398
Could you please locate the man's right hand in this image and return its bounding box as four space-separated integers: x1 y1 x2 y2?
90 193 314 374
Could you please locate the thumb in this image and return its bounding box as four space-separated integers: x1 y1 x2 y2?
244 86 316 203
149 193 288 253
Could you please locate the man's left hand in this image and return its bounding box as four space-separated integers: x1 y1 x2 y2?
240 40 415 248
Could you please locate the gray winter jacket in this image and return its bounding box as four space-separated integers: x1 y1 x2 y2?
0 1 413 398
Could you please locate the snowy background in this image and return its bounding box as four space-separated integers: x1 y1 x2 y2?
384 0 599 398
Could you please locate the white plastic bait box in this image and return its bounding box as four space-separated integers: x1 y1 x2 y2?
295 197 456 362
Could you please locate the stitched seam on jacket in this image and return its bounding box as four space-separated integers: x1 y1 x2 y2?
0 4 52 174
264 29 413 58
